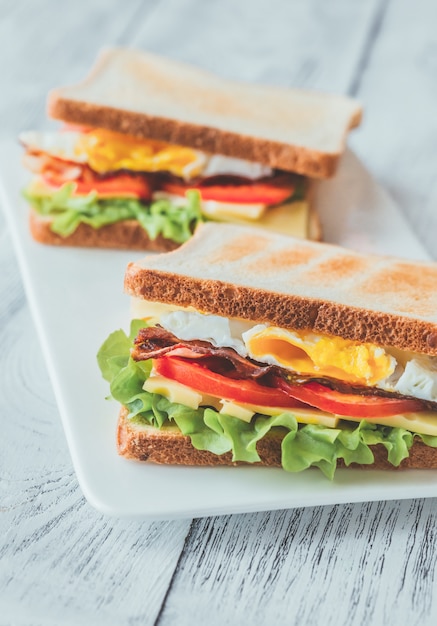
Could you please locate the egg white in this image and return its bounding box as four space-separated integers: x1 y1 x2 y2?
20 131 88 163
155 310 437 404
21 130 274 180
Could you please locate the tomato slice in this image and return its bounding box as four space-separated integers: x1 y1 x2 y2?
42 170 152 199
275 379 425 418
155 357 425 418
162 177 295 205
154 357 307 408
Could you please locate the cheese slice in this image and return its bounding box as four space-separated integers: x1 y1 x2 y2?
201 200 267 220
142 375 437 437
144 375 202 409
153 191 309 237
219 400 339 427
340 411 437 437
219 400 437 436
214 200 310 239
143 374 221 410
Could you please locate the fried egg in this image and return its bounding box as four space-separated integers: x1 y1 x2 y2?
19 130 88 163
21 128 273 180
383 356 437 402
76 129 207 179
160 310 251 356
202 154 272 179
136 307 437 404
243 325 396 386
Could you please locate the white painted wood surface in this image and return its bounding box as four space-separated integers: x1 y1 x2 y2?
1 1 437 624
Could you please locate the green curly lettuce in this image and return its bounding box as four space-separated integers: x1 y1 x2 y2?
24 183 204 244
97 322 437 479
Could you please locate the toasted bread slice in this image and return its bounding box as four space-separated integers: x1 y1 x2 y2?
124 222 437 355
48 47 362 179
117 407 437 470
28 209 179 251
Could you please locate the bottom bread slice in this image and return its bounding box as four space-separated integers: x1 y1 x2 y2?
29 190 321 251
29 209 179 251
116 407 437 471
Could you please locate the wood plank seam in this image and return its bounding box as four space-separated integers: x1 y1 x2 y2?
348 0 391 96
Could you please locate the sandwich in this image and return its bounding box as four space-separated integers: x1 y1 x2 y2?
97 223 437 479
21 47 362 250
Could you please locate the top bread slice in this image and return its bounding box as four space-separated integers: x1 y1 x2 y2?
124 222 437 356
48 47 362 179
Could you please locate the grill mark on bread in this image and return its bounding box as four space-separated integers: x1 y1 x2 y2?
246 246 321 275
362 264 437 292
207 233 269 264
301 254 372 284
125 264 437 353
124 222 437 355
359 263 437 317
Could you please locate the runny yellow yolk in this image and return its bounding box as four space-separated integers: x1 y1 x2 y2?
244 327 396 386
76 129 204 177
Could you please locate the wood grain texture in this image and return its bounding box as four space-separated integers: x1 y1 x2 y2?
157 499 437 626
349 0 437 259
0 0 155 135
126 0 381 93
0 234 191 625
2 0 437 625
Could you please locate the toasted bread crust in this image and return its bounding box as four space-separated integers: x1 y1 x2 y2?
116 407 437 471
50 97 341 179
124 223 437 355
29 209 178 251
47 47 362 179
124 268 437 356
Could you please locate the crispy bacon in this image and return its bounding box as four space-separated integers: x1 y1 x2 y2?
132 326 275 379
132 326 437 410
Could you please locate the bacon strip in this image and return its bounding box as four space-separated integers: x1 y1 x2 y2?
132 326 436 409
132 326 275 379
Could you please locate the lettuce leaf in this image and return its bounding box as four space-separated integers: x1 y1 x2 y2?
24 183 204 244
97 322 437 479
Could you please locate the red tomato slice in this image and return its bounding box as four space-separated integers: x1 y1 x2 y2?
162 178 295 205
43 171 152 199
154 357 307 409
155 357 425 418
275 379 425 418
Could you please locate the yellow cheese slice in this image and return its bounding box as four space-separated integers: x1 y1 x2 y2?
211 200 309 238
219 399 437 436
144 375 203 409
201 200 267 220
143 375 221 410
340 411 437 437
143 375 437 437
219 400 255 422
219 400 339 427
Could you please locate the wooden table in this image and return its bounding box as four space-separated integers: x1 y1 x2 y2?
1 1 437 623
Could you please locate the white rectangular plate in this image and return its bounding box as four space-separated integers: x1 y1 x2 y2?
0 140 434 520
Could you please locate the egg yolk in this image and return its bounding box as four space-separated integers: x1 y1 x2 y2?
76 129 205 178
244 327 395 386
